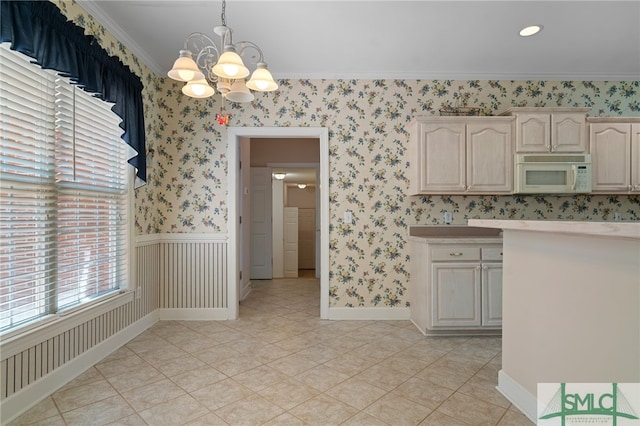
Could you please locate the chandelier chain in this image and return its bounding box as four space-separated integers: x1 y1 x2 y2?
221 0 226 26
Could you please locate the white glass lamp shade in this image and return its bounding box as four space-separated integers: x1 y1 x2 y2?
273 172 286 180
168 50 204 82
182 79 215 98
212 48 250 79
226 79 255 103
246 63 278 92
297 184 307 189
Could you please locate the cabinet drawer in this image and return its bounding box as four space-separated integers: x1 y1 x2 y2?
482 247 503 261
431 247 480 261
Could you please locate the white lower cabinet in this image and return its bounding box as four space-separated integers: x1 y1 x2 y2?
432 262 481 327
481 262 503 327
410 240 502 335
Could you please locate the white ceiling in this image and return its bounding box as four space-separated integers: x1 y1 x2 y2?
80 0 640 81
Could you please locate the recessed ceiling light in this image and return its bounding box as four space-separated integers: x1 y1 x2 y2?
520 25 543 37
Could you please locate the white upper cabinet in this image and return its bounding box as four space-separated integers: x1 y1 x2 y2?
411 121 466 193
588 118 640 193
409 117 514 195
466 122 513 193
501 107 590 153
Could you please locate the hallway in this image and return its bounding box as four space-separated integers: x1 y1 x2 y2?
11 278 532 425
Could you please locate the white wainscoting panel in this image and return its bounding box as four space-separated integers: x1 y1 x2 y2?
158 235 228 310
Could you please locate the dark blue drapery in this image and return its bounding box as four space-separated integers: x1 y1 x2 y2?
1 0 146 182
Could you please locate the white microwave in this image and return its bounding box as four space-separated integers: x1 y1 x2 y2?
514 154 592 194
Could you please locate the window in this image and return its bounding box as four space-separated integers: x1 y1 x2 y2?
0 45 131 334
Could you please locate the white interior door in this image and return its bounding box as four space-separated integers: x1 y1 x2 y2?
284 207 298 277
250 167 273 279
298 208 316 270
271 179 284 278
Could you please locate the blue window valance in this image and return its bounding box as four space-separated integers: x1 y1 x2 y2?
1 0 146 182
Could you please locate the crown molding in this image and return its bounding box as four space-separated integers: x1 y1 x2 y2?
78 1 165 76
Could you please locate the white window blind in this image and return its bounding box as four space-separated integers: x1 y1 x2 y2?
0 45 129 333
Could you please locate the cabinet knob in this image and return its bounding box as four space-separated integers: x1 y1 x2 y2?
483 265 488 270
449 252 464 257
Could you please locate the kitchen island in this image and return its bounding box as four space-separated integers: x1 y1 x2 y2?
468 219 640 422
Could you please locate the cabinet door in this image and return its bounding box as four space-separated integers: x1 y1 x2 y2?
431 262 481 327
516 113 550 152
416 122 466 193
481 263 503 327
466 122 513 193
590 123 631 192
552 113 587 152
632 124 640 192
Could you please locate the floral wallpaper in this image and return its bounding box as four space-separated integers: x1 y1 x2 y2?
58 1 639 309
153 78 640 308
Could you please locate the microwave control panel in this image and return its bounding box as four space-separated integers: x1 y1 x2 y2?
575 165 591 192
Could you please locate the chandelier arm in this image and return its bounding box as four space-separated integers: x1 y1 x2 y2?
234 41 265 68
182 32 221 81
182 32 217 52
220 27 233 48
197 46 222 81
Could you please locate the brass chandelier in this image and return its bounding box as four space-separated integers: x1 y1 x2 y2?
167 0 278 102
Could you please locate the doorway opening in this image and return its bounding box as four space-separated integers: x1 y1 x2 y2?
263 163 319 281
227 127 329 320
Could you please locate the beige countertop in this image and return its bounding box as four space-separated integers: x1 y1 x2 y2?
408 236 503 244
468 219 640 240
408 225 502 244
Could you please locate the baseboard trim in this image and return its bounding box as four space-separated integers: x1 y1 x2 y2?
157 308 230 321
240 281 252 301
0 312 158 425
328 307 410 321
496 369 537 423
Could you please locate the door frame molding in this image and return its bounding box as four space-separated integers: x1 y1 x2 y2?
227 127 329 319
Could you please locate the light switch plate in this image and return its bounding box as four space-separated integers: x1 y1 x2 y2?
344 211 353 224
444 211 452 224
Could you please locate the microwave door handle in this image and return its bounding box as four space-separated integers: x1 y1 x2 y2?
571 165 577 190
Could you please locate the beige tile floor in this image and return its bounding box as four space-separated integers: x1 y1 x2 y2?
11 278 534 425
